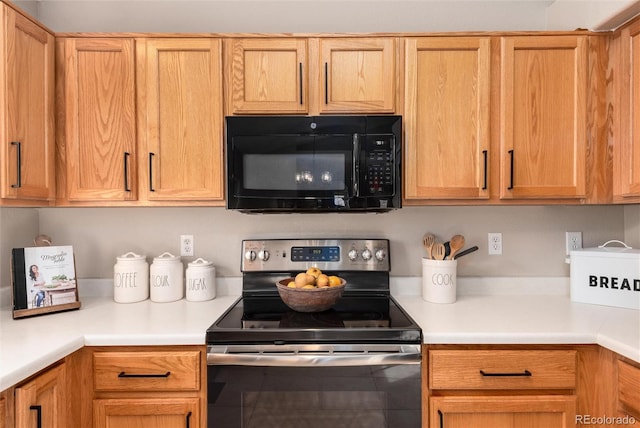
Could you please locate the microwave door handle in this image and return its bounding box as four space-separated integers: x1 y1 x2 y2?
353 133 360 197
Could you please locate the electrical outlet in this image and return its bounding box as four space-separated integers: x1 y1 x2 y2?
488 232 502 255
180 235 194 257
566 231 582 255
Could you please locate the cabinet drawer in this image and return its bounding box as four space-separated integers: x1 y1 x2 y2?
618 360 640 419
94 351 200 392
430 350 576 390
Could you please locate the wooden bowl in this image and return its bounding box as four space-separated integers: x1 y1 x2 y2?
275 278 346 312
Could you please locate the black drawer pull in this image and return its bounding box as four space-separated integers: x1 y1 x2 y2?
480 369 531 377
482 149 488 190
507 149 514 190
148 152 155 192
30 405 42 428
118 371 171 378
124 152 131 192
11 141 21 188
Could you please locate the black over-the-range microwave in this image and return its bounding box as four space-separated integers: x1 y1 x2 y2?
225 115 402 213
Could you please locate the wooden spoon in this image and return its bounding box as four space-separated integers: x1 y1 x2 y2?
432 242 446 260
447 234 465 260
422 233 435 259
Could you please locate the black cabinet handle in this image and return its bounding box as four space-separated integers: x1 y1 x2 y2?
124 152 131 192
438 409 444 428
299 63 303 105
148 152 155 192
480 369 532 377
11 141 21 188
186 411 192 428
30 405 42 428
324 62 329 104
507 149 514 190
118 371 171 378
482 149 488 190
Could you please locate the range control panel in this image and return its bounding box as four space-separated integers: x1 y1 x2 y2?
241 239 390 272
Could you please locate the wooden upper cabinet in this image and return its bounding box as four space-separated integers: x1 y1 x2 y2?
500 35 587 199
318 38 396 113
615 19 640 201
1 5 55 202
404 37 491 200
227 38 308 114
139 38 224 201
60 38 137 202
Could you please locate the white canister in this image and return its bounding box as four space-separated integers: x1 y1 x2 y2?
186 258 216 302
113 252 149 303
150 252 184 302
421 258 457 304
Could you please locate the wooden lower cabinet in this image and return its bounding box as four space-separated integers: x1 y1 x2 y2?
425 345 577 428
14 363 66 428
431 395 575 428
93 398 199 428
89 346 206 428
618 360 640 420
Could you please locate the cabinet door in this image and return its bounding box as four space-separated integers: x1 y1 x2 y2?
500 36 587 199
431 395 576 428
140 38 224 201
228 38 308 114
615 20 640 200
62 38 137 201
318 38 396 113
1 6 55 201
93 398 198 428
15 364 66 428
404 37 490 200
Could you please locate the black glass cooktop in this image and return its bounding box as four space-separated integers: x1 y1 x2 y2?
206 295 422 345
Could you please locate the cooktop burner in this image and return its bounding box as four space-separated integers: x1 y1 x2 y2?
206 295 421 345
207 239 422 346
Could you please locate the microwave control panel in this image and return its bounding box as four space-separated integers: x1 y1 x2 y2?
363 135 395 196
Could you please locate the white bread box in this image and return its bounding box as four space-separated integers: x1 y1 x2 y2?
569 240 640 310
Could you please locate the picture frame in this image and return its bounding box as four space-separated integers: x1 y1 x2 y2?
11 245 81 319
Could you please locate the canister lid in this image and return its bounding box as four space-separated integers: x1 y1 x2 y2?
117 252 146 261
153 252 180 262
188 257 213 267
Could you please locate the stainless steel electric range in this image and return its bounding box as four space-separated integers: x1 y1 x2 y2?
206 239 422 428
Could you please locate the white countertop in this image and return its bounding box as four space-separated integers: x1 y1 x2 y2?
1 277 638 391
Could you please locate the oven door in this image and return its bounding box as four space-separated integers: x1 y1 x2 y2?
207 344 421 428
227 134 356 210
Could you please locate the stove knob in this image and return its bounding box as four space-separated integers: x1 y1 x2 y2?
258 249 270 261
375 249 387 261
361 248 372 261
348 249 358 261
244 250 256 262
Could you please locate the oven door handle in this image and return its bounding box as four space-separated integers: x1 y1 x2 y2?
207 351 421 367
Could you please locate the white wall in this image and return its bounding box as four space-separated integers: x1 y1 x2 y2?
0 0 635 290
35 205 624 279
28 1 551 33
15 0 640 33
0 208 40 303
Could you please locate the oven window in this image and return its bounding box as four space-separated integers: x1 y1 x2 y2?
243 153 346 191
208 365 421 428
230 134 353 199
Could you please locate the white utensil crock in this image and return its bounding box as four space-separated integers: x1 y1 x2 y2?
150 252 184 302
113 252 149 303
186 258 216 302
422 258 457 304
